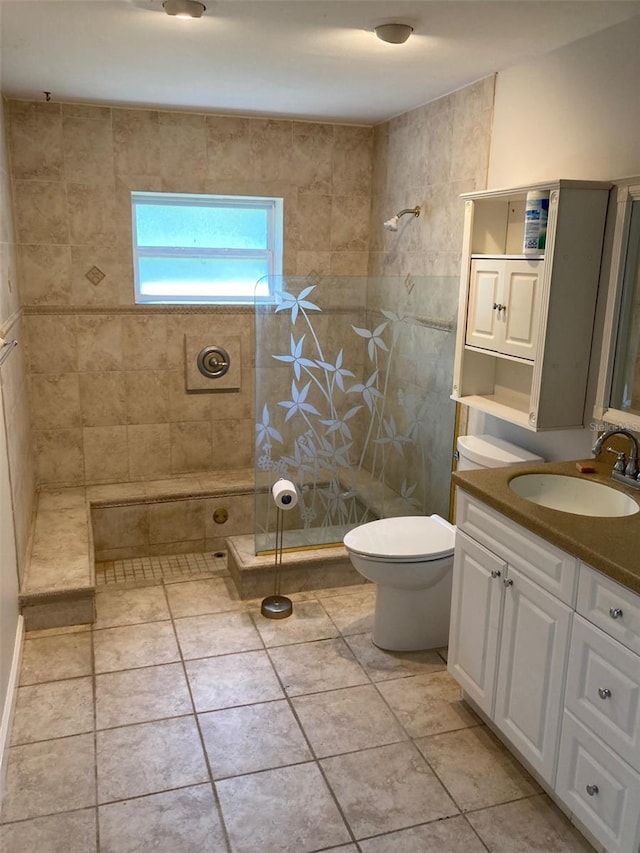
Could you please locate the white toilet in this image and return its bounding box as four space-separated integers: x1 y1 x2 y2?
343 434 543 652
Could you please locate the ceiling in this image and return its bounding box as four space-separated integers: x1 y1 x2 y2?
2 0 640 125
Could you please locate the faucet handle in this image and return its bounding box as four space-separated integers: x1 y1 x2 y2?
607 448 627 473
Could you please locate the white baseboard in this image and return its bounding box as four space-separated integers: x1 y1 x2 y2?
0 615 24 798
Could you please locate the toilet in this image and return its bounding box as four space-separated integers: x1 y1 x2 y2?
343 434 543 652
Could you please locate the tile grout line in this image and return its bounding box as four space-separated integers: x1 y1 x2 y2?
259 624 361 850
90 617 100 852
161 578 234 853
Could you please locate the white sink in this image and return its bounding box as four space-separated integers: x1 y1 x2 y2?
508 473 639 517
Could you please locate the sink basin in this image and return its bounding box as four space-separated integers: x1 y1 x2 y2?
508 473 639 517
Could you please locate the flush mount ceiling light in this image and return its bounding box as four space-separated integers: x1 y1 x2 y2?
375 23 413 44
163 0 206 18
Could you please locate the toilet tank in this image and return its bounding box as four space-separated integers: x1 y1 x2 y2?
457 434 543 471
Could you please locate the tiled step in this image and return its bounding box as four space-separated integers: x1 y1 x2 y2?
20 469 255 631
19 488 95 631
226 533 363 599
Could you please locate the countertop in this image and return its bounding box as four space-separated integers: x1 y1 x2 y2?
452 459 640 596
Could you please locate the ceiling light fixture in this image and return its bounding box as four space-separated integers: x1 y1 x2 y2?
163 0 206 18
375 23 413 44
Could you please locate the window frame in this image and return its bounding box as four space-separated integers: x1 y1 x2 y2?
131 191 283 306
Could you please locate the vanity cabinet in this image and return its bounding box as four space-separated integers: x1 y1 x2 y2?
556 564 640 853
449 490 640 853
452 180 610 430
448 492 575 784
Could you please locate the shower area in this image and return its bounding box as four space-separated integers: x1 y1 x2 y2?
254 274 458 555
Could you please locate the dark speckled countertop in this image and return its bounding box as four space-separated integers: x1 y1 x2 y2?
452 459 640 596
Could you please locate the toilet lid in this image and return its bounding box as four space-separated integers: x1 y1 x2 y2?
344 516 455 561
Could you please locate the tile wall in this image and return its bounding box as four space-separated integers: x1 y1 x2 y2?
7 101 374 485
0 96 35 581
364 77 495 516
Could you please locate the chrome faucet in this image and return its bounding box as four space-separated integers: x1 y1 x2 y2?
592 428 640 488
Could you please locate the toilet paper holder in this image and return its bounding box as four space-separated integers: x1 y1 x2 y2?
197 346 230 379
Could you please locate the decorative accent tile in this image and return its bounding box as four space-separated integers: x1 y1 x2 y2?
85 265 105 286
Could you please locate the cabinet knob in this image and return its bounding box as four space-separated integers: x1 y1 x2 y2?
586 784 599 797
490 570 501 578
503 578 514 587
598 687 612 700
609 607 623 620
492 303 506 312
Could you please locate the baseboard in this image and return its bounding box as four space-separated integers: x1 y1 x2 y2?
0 614 24 798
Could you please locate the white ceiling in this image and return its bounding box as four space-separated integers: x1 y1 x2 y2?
2 0 640 124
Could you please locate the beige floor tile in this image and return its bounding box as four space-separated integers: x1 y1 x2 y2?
94 585 169 628
10 677 94 745
416 726 540 812
321 741 458 839
1 734 96 822
345 634 447 682
24 624 91 640
199 699 312 779
165 575 243 617
0 808 97 853
95 662 192 729
96 716 208 803
93 621 180 673
292 684 407 758
359 815 489 852
466 794 597 852
186 650 283 712
216 762 351 853
312 582 370 599
318 587 376 635
268 637 369 696
175 610 262 659
376 670 480 738
250 599 340 647
19 632 93 685
98 784 225 853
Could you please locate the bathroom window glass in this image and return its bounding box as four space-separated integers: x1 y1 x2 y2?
131 192 283 305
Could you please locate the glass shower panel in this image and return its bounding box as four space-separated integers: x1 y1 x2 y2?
254 275 458 554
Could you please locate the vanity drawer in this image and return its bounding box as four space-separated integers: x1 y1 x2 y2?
556 711 640 853
577 563 640 655
566 615 640 770
455 491 577 604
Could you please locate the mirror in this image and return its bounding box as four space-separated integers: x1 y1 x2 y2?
595 180 640 431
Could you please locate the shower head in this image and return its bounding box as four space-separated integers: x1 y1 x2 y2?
383 206 420 231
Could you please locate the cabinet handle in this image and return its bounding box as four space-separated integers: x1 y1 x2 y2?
609 607 623 620
586 784 599 797
598 687 612 700
492 303 506 312
490 570 501 578
503 578 514 587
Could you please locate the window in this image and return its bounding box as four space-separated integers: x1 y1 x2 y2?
131 192 283 305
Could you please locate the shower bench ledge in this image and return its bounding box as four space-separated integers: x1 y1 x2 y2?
19 470 255 631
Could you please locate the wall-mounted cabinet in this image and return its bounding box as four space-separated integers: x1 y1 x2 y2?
452 180 611 430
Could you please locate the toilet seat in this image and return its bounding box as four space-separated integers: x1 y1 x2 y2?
343 515 454 562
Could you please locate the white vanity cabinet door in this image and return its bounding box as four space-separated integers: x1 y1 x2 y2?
465 259 542 360
448 530 505 716
557 712 640 853
566 614 640 771
577 563 640 656
494 566 572 784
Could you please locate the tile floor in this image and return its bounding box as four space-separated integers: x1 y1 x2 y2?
0 565 596 852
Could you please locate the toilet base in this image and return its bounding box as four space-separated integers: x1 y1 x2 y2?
371 574 452 652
